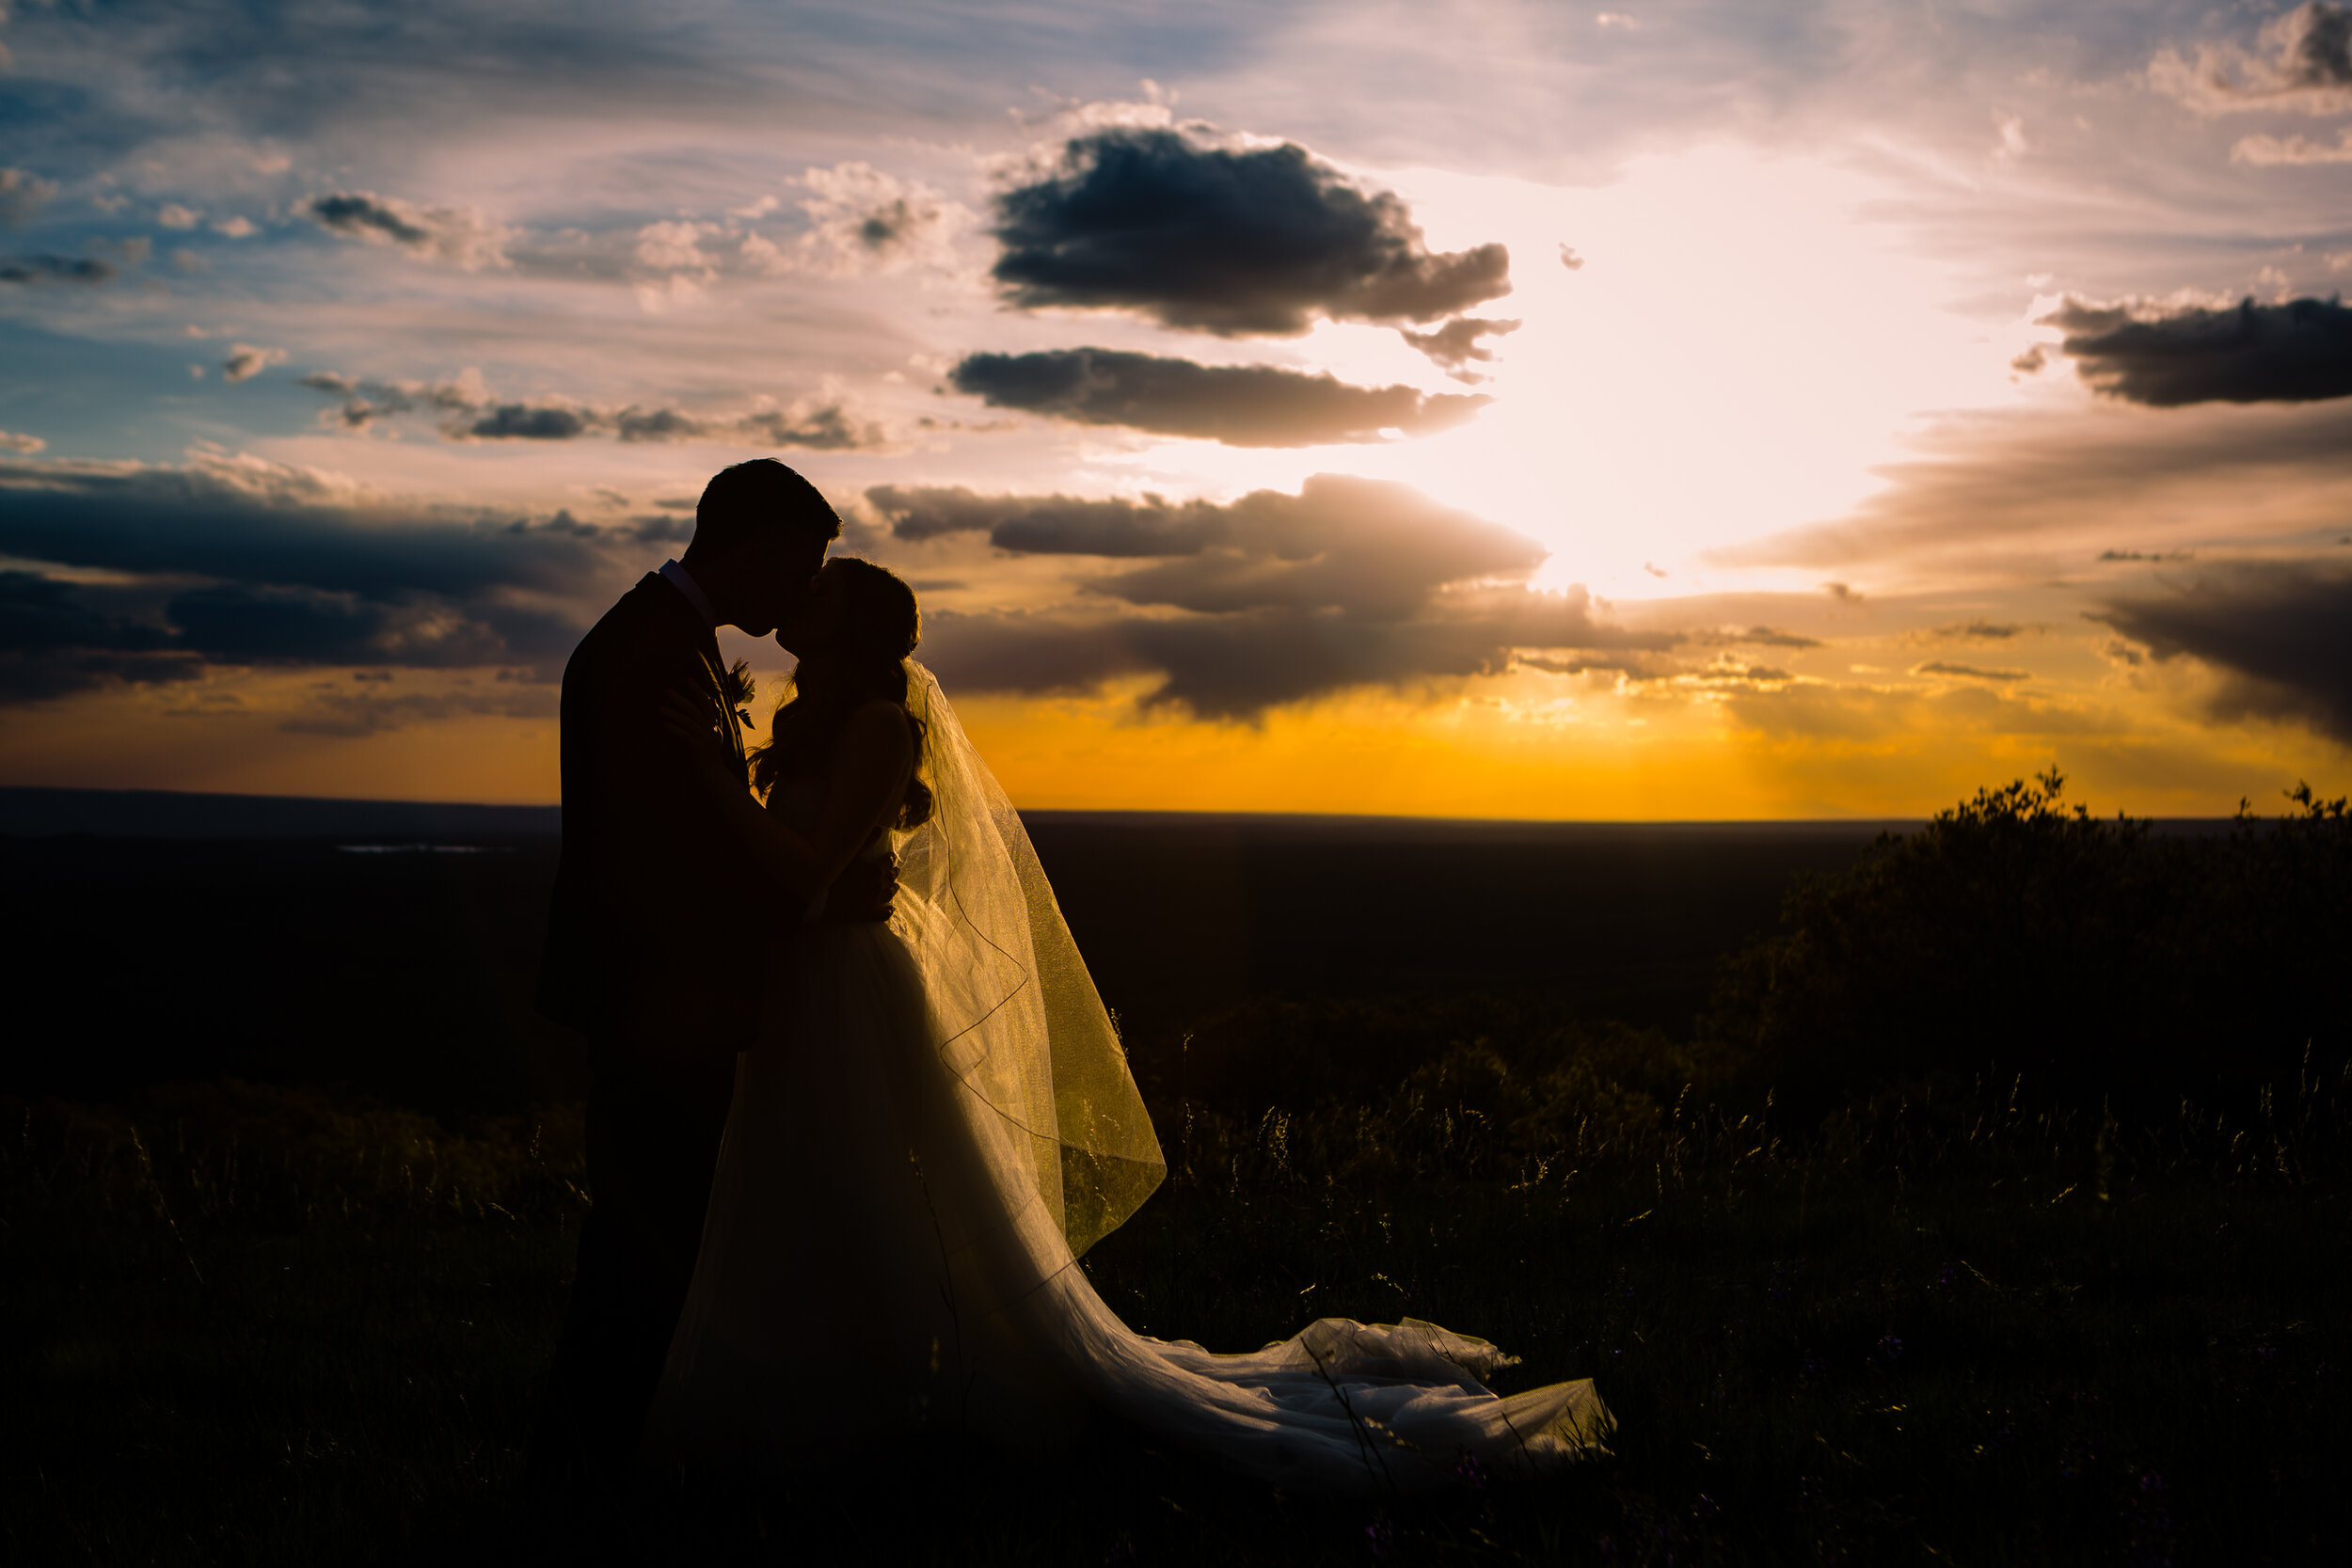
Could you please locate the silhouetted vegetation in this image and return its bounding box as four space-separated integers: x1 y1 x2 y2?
4 774 2348 1562
1706 772 2351 1122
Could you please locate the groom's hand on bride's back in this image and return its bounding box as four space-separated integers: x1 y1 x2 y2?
825 851 899 924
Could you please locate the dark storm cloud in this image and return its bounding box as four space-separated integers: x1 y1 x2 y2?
882 474 1672 719
0 253 115 284
2092 560 2352 744
990 127 1511 335
946 349 1489 446
1397 316 1520 382
2050 296 2352 406
0 454 632 703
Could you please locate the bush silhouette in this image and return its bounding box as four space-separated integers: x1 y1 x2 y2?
1705 770 2350 1122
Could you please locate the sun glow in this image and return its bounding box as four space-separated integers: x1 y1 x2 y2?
1124 148 2030 603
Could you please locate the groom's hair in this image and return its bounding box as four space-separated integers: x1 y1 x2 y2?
691 459 842 556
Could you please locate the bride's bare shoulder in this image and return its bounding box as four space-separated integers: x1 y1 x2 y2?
839 697 915 759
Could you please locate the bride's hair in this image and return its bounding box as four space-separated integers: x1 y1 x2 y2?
748 557 933 829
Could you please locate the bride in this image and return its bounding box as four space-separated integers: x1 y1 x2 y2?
641 556 1611 1495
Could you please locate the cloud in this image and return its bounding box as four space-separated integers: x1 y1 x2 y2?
0 570 200 702
221 343 286 384
989 126 1511 334
1717 400 2352 578
1929 619 2026 641
2092 559 2352 744
875 473 1673 718
1912 660 2030 682
1397 316 1521 383
2050 296 2352 405
305 191 511 270
278 679 561 738
0 430 44 454
777 161 961 276
2232 127 2352 164
300 369 889 450
946 349 1489 446
466 404 593 440
1706 626 1820 649
0 253 115 285
2151 4 2352 117
0 451 636 705
0 168 58 229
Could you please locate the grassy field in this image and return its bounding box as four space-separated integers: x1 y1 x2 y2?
7 782 2344 1562
6 1061 2345 1566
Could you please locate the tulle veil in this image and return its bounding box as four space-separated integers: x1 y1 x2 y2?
887 660 1164 1256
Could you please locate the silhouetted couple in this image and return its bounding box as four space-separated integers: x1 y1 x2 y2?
531 458 1609 1497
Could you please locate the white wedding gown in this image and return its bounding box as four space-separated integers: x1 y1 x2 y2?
640 669 1610 1496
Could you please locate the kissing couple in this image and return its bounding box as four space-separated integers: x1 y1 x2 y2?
531 458 1610 1495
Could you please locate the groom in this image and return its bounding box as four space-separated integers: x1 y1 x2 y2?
531 457 896 1485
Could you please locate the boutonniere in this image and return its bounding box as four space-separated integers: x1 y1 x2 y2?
723 659 757 731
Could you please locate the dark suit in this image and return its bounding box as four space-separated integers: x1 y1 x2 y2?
532 571 764 1485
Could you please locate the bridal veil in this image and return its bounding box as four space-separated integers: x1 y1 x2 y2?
893 661 1167 1257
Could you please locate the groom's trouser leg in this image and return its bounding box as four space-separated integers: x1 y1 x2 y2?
532 1043 731 1486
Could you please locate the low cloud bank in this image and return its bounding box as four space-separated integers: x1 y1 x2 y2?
2094 559 2352 745
0 452 631 708
946 349 1489 446
300 371 888 451
870 474 1671 718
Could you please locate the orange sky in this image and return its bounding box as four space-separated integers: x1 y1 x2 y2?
4 6 2349 818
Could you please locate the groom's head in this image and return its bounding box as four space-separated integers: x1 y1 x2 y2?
681 459 842 636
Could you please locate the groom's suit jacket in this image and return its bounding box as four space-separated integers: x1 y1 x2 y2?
536 572 761 1086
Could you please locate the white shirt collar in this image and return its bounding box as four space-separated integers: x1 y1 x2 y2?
658 559 717 628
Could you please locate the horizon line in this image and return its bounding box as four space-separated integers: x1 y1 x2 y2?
0 782 2265 833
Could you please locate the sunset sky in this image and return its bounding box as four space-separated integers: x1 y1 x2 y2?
3 1 2349 818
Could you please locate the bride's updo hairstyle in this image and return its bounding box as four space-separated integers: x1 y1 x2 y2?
749 557 932 829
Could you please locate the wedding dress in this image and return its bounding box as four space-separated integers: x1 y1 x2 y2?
639 665 1610 1495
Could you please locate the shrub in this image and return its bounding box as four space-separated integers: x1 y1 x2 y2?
1704 771 2351 1122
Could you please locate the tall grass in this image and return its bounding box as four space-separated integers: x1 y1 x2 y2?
7 1043 2346 1564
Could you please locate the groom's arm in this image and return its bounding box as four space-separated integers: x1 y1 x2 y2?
665 689 911 911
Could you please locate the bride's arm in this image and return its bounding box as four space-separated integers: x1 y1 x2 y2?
664 690 910 904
